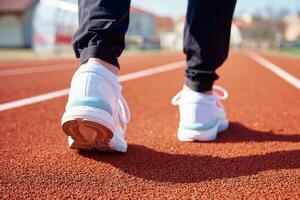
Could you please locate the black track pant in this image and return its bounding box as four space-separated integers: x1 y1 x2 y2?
73 0 237 92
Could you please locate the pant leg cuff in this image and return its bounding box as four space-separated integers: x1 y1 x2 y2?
80 46 120 68
184 78 214 92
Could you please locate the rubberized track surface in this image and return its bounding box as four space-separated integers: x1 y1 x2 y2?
0 52 299 199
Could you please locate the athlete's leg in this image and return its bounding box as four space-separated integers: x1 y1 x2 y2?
73 0 131 68
172 0 236 142
184 0 237 92
62 0 131 152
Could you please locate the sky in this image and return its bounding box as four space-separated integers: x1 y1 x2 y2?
131 0 299 19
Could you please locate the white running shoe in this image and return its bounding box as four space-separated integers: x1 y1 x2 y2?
171 85 229 141
61 60 130 152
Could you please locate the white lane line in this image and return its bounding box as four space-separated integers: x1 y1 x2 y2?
0 89 70 112
0 61 185 112
119 60 185 82
0 64 76 77
246 51 300 90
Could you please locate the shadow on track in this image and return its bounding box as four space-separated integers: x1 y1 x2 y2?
79 122 300 183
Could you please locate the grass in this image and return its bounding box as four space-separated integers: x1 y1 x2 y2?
268 48 300 58
0 49 36 60
0 48 74 61
282 48 300 56
0 48 179 61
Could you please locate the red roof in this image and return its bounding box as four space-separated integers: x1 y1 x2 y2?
155 16 174 32
0 0 37 13
130 6 154 16
232 19 253 29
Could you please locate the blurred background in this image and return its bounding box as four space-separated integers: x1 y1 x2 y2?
0 0 299 59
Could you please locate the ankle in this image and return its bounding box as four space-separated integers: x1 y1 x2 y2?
183 85 213 95
88 58 119 76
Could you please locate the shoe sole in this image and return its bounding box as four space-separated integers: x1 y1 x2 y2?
62 119 113 151
177 119 229 142
61 106 116 151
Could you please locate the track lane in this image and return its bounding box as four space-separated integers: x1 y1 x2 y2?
259 52 300 78
247 52 300 90
0 52 183 70
0 52 299 199
0 58 77 70
0 61 185 112
0 53 183 103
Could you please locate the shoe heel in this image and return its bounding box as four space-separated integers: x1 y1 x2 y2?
62 119 113 151
177 124 219 142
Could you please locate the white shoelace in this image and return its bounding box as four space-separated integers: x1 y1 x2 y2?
171 85 229 105
118 95 131 133
212 85 229 100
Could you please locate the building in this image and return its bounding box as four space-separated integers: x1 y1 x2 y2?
0 0 38 48
155 16 174 34
126 7 158 49
284 13 300 42
159 16 184 51
230 22 242 48
0 0 79 51
160 16 243 51
33 0 78 52
128 7 155 38
0 1 167 51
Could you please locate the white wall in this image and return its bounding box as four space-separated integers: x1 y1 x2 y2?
0 14 23 47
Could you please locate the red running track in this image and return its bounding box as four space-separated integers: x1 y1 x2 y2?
0 51 299 199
